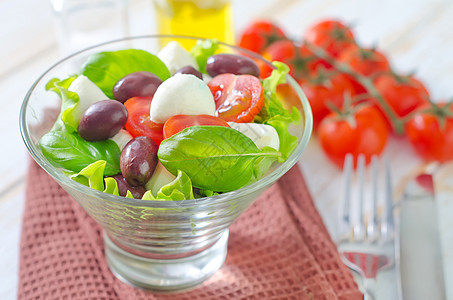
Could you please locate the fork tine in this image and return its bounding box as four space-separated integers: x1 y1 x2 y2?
367 156 379 241
340 153 353 238
381 157 394 241
355 154 366 240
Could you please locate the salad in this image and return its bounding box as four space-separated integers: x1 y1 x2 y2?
39 39 301 200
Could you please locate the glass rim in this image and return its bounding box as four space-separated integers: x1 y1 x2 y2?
19 34 313 208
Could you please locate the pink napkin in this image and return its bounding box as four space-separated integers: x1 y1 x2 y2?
18 161 362 299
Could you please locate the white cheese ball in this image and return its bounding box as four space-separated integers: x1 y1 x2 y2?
109 129 133 150
68 75 109 124
150 74 216 123
228 122 280 151
157 41 199 75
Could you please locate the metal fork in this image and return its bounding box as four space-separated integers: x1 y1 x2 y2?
337 153 395 300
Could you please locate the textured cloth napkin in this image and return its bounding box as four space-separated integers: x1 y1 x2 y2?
18 161 362 300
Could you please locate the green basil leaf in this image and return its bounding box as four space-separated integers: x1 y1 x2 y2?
190 38 219 73
46 76 79 132
158 126 281 192
39 130 121 175
81 49 171 98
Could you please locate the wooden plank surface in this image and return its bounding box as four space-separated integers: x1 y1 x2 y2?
1 0 453 299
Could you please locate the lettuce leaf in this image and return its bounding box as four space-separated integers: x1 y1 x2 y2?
190 38 219 73
45 76 79 132
67 161 196 201
155 170 195 200
254 61 301 162
81 49 171 98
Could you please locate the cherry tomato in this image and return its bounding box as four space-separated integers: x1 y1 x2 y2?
406 102 453 162
339 44 391 95
163 114 230 139
259 40 330 81
304 19 356 58
318 104 389 168
300 70 355 128
123 96 164 145
238 20 287 54
373 73 429 130
208 73 264 123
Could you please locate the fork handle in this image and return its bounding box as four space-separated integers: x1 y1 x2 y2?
362 278 377 300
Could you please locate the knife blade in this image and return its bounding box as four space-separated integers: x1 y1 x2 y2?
396 173 446 300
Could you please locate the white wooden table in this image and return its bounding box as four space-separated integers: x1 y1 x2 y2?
1 0 453 299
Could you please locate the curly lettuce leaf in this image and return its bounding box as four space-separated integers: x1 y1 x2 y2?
254 61 301 162
155 170 195 200
255 61 301 123
190 38 219 73
81 49 171 98
46 76 79 132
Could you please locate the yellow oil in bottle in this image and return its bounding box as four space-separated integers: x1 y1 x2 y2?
153 0 234 49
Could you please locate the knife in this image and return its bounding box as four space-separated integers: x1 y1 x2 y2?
396 173 446 300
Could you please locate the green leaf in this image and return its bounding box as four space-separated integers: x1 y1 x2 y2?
81 49 171 98
68 160 106 191
190 38 219 73
156 170 194 200
255 61 293 123
158 126 281 192
252 146 278 179
46 76 79 132
103 177 120 196
39 130 121 175
266 115 299 162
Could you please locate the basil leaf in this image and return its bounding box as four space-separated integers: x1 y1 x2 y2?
40 130 121 175
158 126 281 192
46 76 79 132
81 49 171 98
190 38 219 73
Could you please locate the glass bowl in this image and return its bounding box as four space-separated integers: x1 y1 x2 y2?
20 35 312 291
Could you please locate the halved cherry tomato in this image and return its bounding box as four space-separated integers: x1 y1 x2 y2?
318 104 389 168
259 39 330 81
123 96 164 145
303 19 356 58
163 114 230 139
208 74 264 123
406 102 453 162
238 20 287 54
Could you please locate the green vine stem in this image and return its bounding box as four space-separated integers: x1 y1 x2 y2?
305 41 405 135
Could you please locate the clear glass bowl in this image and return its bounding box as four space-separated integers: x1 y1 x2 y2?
20 35 312 291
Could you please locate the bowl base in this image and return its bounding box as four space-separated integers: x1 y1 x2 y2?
104 230 229 291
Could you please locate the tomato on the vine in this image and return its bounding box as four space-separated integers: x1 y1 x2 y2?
163 115 230 139
303 19 356 58
318 103 389 168
238 20 287 54
208 73 264 123
259 40 329 81
406 102 453 162
300 69 355 128
124 96 164 145
373 73 429 130
338 44 391 95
